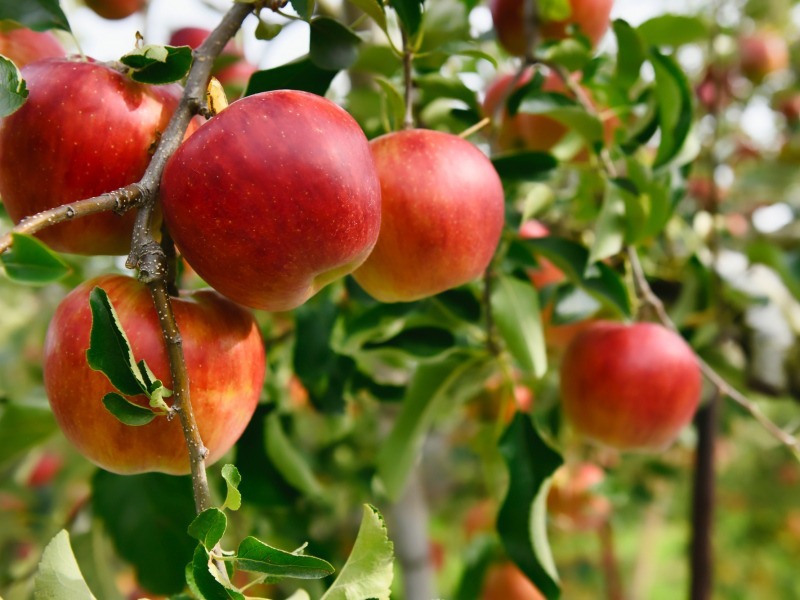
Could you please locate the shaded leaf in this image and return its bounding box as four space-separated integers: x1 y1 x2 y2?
348 0 386 31
186 544 244 600
34 530 96 600
321 505 394 600
390 0 423 37
236 537 334 579
188 508 228 550
362 326 456 360
102 392 157 426
491 275 547 378
0 56 28 116
492 151 558 181
651 48 693 169
375 77 406 131
1 233 69 284
221 463 242 511
588 178 626 264
290 0 315 20
245 57 338 97
310 17 361 70
0 0 71 32
0 402 57 466
121 45 193 85
498 413 563 599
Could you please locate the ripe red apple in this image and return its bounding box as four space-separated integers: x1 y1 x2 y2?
547 462 611 531
560 321 702 451
482 562 545 600
0 58 184 255
161 90 381 312
25 451 64 487
739 31 789 83
490 0 614 56
0 27 65 67
43 274 265 475
352 129 504 302
84 0 145 20
168 27 243 57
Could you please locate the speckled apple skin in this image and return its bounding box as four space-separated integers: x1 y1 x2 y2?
0 59 182 255
44 275 265 475
353 129 505 303
560 321 702 452
160 90 381 312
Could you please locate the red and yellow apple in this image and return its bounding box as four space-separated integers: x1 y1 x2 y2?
0 58 184 255
560 321 702 451
739 31 789 83
161 90 381 312
547 462 611 531
490 0 614 56
0 27 65 67
84 0 145 20
43 274 265 475
482 562 545 600
352 129 504 302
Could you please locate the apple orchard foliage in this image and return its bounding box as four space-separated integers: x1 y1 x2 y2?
1 0 800 599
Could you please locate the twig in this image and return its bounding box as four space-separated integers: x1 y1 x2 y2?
401 29 414 130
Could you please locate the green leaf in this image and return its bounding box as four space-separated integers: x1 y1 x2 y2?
102 392 157 426
513 92 604 146
588 178 626 264
539 38 592 72
348 0 387 32
310 17 361 70
1 233 69 284
265 412 324 498
613 20 645 89
290 0 315 20
524 237 632 318
0 402 57 466
376 351 490 500
416 73 481 113
255 19 283 40
375 76 406 132
491 275 547 378
245 56 337 97
86 287 147 397
362 326 456 360
121 45 193 85
638 14 710 47
0 56 28 116
320 505 394 600
491 151 558 181
34 530 97 600
93 471 197 595
538 0 571 21
651 48 693 169
221 463 243 511
236 537 335 579
390 0 423 37
0 0 71 32
498 413 563 599
188 508 228 550
186 544 245 600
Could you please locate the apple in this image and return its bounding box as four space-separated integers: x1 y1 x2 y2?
43 274 265 475
560 321 702 451
490 0 614 57
0 27 65 68
547 462 611 531
519 220 564 288
739 31 789 83
352 129 504 302
25 451 64 487
481 562 545 600
0 58 185 255
84 0 145 20
160 89 381 312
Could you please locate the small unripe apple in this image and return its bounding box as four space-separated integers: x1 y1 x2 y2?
739 31 789 83
0 58 184 255
84 0 145 20
481 562 545 600
43 274 265 475
490 0 614 56
352 129 504 302
560 321 702 451
161 90 381 312
0 28 65 67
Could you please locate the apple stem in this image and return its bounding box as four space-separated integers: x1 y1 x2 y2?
401 29 415 130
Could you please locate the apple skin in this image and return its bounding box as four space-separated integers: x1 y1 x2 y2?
43 274 265 475
547 462 611 531
0 28 65 68
0 58 184 255
352 129 504 302
490 0 614 57
161 90 381 312
560 321 702 452
739 31 789 83
84 0 145 20
481 562 545 600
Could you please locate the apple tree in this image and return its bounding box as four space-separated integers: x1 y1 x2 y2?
1 0 800 599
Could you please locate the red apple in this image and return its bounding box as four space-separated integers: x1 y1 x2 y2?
43 274 265 475
0 58 184 255
560 321 702 451
0 27 65 67
25 451 64 487
161 90 381 312
547 462 611 531
84 0 145 20
519 220 564 288
490 0 614 56
739 31 789 83
168 27 242 57
352 129 504 302
482 562 545 600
